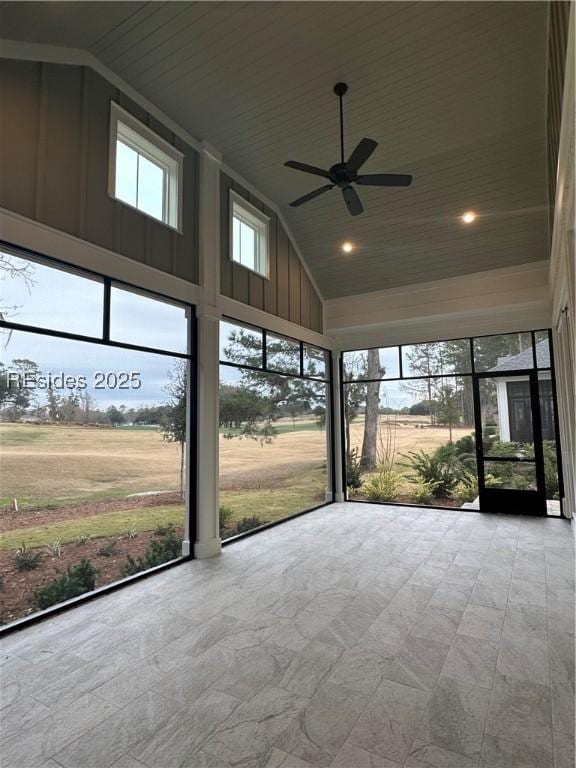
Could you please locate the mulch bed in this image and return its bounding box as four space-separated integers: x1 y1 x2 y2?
0 527 183 626
350 492 463 508
0 492 182 532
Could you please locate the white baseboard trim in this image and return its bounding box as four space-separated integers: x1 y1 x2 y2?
194 537 222 559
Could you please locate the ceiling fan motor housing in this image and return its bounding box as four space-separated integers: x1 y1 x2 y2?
330 162 356 187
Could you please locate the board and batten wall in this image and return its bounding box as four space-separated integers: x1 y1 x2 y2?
0 58 199 284
220 172 322 333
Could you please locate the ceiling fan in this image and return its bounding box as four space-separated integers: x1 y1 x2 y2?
285 82 413 216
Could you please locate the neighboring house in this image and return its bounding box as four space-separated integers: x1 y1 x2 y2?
490 341 554 442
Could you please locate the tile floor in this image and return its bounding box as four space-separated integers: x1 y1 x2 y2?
1 503 574 768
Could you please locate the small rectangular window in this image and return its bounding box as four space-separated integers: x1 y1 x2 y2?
109 102 183 230
230 191 269 277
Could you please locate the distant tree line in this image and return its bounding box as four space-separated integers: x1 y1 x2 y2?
0 359 176 428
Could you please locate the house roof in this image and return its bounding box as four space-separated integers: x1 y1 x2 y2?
0 1 550 300
490 339 550 372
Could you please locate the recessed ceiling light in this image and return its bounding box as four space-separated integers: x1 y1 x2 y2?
461 211 477 224
342 241 354 253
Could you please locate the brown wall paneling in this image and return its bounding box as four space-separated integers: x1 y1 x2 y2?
173 135 199 284
0 59 41 218
83 67 118 253
310 290 322 333
264 212 278 316
40 64 84 235
0 59 200 285
288 243 301 325
276 223 290 321
220 172 233 296
300 263 311 329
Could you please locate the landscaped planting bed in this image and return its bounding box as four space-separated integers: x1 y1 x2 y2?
0 526 184 625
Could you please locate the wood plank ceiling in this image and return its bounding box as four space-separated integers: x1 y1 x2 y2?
0 1 550 299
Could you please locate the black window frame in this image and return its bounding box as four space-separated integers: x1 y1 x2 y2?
340 328 565 518
218 316 335 543
0 240 197 635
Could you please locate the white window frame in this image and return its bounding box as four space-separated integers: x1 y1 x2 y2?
108 101 183 231
230 190 270 278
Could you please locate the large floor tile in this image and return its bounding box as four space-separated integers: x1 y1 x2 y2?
479 733 553 768
2 505 571 768
485 673 553 753
441 634 499 689
348 679 429 764
2 692 118 768
276 682 368 768
417 676 490 760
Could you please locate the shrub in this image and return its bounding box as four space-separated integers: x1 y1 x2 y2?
33 560 99 610
97 541 119 557
346 448 363 491
15 544 42 571
411 481 435 504
489 440 534 459
454 479 478 503
219 506 234 536
401 449 465 499
122 527 181 577
236 516 264 534
154 523 175 537
364 467 403 502
543 440 559 498
453 434 476 456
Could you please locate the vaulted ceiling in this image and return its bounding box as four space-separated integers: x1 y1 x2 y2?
0 1 551 299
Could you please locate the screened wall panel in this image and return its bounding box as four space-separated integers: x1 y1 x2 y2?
219 319 330 538
342 330 562 516
0 247 193 625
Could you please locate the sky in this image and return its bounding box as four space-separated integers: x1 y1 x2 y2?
1 252 187 410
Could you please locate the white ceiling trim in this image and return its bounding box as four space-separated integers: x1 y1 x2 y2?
325 260 550 335
0 38 324 301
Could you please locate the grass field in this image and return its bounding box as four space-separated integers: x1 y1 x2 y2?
0 416 472 551
0 504 184 550
0 423 183 509
0 421 327 545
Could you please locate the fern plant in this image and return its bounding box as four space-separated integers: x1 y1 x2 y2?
401 449 466 499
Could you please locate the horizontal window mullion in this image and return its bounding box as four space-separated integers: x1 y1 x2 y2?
219 359 327 383
0 320 191 360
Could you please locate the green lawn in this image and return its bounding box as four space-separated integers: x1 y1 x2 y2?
220 465 326 530
0 504 185 551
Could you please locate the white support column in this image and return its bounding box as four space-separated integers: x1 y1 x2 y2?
331 350 345 502
195 141 223 558
195 305 222 558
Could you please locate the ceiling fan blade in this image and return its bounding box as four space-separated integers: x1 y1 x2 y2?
357 173 413 187
342 186 363 216
346 138 378 172
289 184 334 207
285 160 331 179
